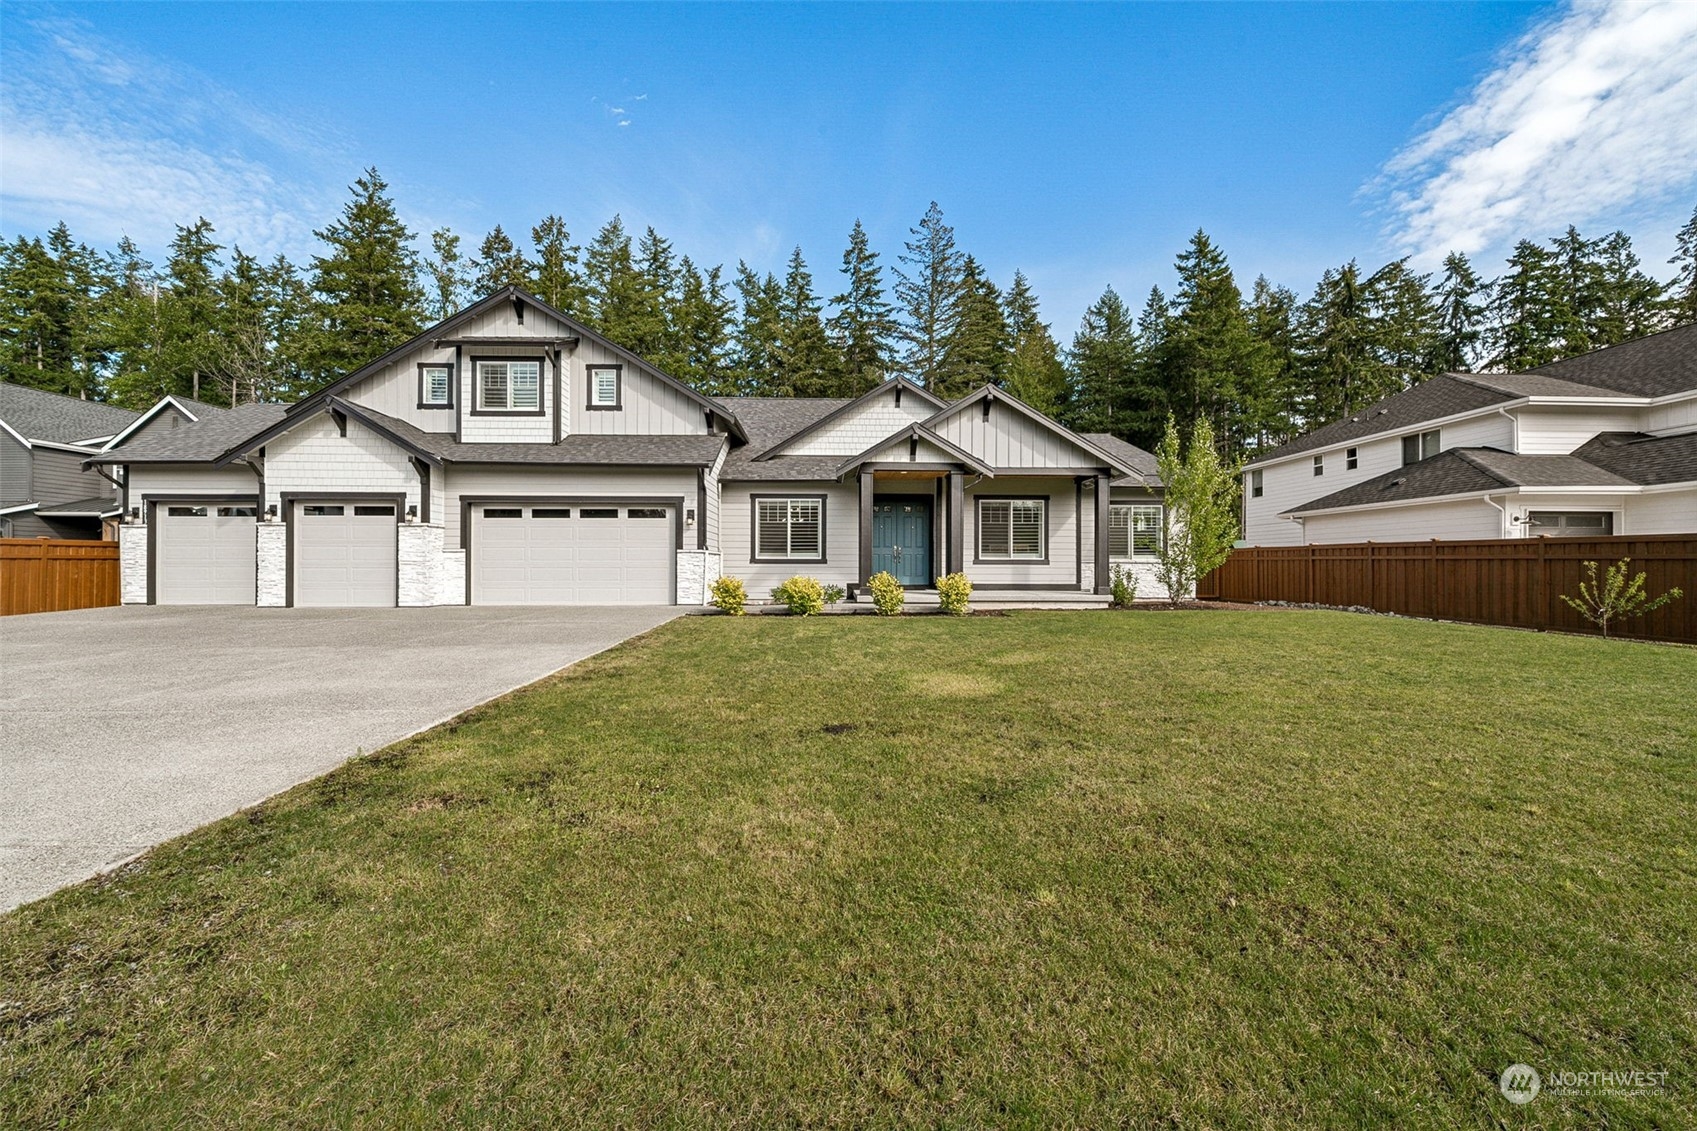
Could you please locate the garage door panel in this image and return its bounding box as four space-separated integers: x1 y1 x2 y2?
472 504 673 605
294 503 397 607
156 503 256 605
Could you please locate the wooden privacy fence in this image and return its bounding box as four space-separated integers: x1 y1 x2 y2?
0 537 121 616
1197 534 1697 643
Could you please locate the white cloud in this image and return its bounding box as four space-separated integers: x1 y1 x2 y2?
0 15 345 259
1377 0 1697 267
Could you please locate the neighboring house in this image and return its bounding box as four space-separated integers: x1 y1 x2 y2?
88 286 1166 607
0 383 139 539
1242 324 1697 544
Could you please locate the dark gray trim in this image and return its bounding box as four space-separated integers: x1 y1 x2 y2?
215 397 442 468
857 471 874 584
551 348 563 443
280 491 406 609
410 457 432 523
454 343 464 441
1074 478 1083 590
585 363 623 411
434 335 579 347
918 384 1133 476
140 492 259 606
695 467 707 550
947 471 964 575
457 493 686 605
470 355 547 417
972 494 1051 566
416 361 455 410
748 492 828 564
990 465 1115 476
1093 474 1110 595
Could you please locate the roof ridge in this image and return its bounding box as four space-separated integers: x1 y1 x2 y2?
1447 448 1519 488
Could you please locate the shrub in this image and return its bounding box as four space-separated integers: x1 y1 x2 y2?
868 571 905 616
709 575 747 616
823 584 846 607
771 575 826 616
1560 557 1683 637
935 571 972 616
1109 564 1138 608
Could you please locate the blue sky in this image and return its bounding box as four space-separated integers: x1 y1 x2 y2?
3 2 1694 337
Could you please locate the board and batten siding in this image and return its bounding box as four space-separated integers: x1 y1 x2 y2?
565 339 712 437
262 414 427 517
720 480 859 596
782 392 931 456
931 403 1101 469
443 464 698 546
963 476 1080 587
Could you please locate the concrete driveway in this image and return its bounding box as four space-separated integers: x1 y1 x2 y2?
0 604 681 911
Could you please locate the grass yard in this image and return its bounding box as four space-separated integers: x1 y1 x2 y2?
2 611 1694 1128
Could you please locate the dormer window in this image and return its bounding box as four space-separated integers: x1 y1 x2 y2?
475 359 541 414
587 364 622 410
418 363 453 408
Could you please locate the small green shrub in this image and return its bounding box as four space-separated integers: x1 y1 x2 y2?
823 584 846 606
1109 564 1138 608
935 571 972 616
772 575 826 616
1560 557 1683 637
709 575 747 615
868 571 905 616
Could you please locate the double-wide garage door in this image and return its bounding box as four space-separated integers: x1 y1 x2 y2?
472 503 674 604
294 502 397 607
155 502 257 604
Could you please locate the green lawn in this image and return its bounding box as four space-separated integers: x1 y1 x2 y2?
3 611 1694 1128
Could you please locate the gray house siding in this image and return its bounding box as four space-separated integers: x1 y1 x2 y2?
1 429 30 505
30 447 108 503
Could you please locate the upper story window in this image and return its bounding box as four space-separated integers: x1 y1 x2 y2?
1313 455 1324 477
476 359 541 413
978 498 1046 561
1402 429 1440 466
753 496 824 561
1108 504 1163 558
1346 447 1359 470
418 363 453 408
1250 469 1263 498
587 364 622 410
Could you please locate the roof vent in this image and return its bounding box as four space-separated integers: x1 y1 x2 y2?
1377 408 1389 415
1388 477 1406 488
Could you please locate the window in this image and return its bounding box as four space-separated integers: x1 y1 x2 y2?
532 508 571 519
302 505 344 516
167 505 207 517
978 499 1045 560
483 507 522 519
587 365 621 409
1346 447 1359 470
353 505 395 517
580 507 619 518
1526 511 1614 537
476 359 541 412
627 507 667 519
754 497 824 561
418 363 453 408
1313 455 1324 477
1108 504 1163 558
217 506 256 518
1250 469 1263 498
1402 429 1440 466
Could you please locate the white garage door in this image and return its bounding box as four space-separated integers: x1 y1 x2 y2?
472 503 674 605
294 502 397 607
155 502 257 605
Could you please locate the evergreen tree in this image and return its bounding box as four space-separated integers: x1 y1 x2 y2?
207 248 297 405
828 219 896 395
1548 225 1603 356
936 255 1008 398
1001 270 1068 416
1166 230 1263 452
732 262 784 395
1062 285 1136 436
894 201 964 389
1363 257 1441 396
100 237 167 407
1488 239 1567 370
530 215 585 317
1433 251 1487 372
0 234 84 394
672 257 735 393
301 167 425 383
1119 285 1175 450
581 216 645 346
1244 276 1299 448
473 224 531 294
424 228 471 322
631 226 680 363
1669 205 1697 327
1296 260 1372 423
771 246 839 397
1590 230 1664 345
157 218 225 401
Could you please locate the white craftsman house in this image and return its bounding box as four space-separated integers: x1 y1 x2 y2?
1241 324 1697 544
89 287 1168 607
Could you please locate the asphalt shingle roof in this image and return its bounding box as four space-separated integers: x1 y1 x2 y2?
353 406 727 466
1571 430 1697 487
1247 376 1517 468
1 382 139 445
1525 323 1697 397
1083 433 1162 488
713 397 856 480
89 402 289 463
34 496 124 517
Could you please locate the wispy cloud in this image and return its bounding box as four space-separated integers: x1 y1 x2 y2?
0 14 347 258
1376 0 1697 266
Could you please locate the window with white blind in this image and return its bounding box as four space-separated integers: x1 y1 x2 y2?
978 499 1045 561
1108 503 1163 558
475 359 541 412
587 364 621 409
418 363 453 408
753 496 824 561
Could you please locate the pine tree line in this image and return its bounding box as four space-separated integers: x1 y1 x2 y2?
2 167 1692 461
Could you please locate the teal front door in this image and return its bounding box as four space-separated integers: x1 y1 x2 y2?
872 497 932 586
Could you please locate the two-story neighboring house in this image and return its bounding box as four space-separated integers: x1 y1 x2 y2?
0 383 139 539
1241 324 1697 545
86 286 1168 607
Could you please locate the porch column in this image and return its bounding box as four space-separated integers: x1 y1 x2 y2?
858 468 874 586
947 471 965 575
1094 473 1111 595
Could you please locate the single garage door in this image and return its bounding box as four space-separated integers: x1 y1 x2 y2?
155 502 257 605
294 502 397 607
472 503 674 604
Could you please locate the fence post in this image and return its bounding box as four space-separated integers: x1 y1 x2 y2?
1429 540 1438 618
1533 537 1547 631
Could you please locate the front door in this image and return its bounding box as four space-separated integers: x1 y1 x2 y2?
872 497 932 586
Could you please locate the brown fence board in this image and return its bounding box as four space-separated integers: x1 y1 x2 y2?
1200 534 1697 643
0 537 121 616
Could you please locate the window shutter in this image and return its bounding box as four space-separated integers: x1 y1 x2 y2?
788 500 821 557
511 361 540 409
757 501 790 557
481 362 508 409
1132 505 1162 556
1108 506 1131 557
1010 501 1044 558
980 501 1011 557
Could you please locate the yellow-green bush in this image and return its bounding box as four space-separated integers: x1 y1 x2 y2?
868 571 905 616
772 575 825 616
935 571 972 615
709 575 747 615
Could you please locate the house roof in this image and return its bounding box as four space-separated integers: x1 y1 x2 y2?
754 377 947 460
1523 322 1697 398
1571 430 1697 486
713 397 855 480
1083 433 1163 489
1247 376 1516 468
0 382 139 444
917 385 1136 475
831 422 996 478
34 496 123 518
84 402 289 463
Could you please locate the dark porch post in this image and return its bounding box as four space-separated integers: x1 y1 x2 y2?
858 468 874 586
1094 473 1111 594
947 471 965 575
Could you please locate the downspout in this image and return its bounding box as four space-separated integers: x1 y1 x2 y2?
1497 406 1519 453
1482 493 1509 538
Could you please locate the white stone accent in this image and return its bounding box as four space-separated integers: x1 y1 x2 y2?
119 523 147 604
256 522 287 607
1106 559 1177 601
440 549 466 605
398 522 447 607
1080 564 1095 593
676 549 721 605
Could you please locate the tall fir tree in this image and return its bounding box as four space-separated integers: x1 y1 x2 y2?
1363 257 1442 396
1668 205 1697 327
1062 285 1136 436
672 257 736 394
1488 239 1568 370
0 228 109 397
1243 276 1299 449
158 218 224 401
1433 251 1487 372
473 224 532 294
1589 230 1664 346
424 228 471 322
772 246 839 397
894 201 964 389
828 220 897 395
936 255 1008 398
1118 286 1176 450
302 167 425 383
1166 230 1263 453
1296 260 1373 424
1001 270 1068 416
632 226 681 364
99 237 166 407
581 216 651 349
530 215 585 318
732 262 784 395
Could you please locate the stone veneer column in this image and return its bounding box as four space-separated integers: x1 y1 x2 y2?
676 549 711 605
256 521 287 607
397 522 445 607
118 522 148 604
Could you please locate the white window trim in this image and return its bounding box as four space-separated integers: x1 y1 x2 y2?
586 364 622 410
475 358 542 414
1108 503 1164 560
418 363 454 408
976 498 1046 562
752 496 825 562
